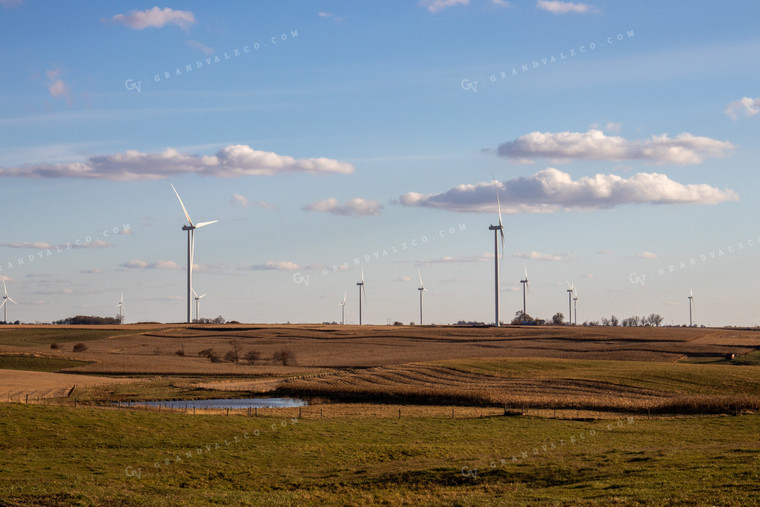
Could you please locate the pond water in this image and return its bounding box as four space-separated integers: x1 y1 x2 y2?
124 397 307 409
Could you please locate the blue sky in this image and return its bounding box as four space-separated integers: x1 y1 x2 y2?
0 0 758 326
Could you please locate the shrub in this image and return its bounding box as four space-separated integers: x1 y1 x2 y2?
273 349 297 366
72 343 88 353
208 352 222 363
244 350 261 364
198 348 214 358
224 350 238 363
50 343 59 350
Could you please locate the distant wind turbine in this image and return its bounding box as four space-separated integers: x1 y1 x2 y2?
171 184 217 324
566 281 575 325
356 269 367 325
117 293 125 324
417 270 428 325
192 288 206 322
573 287 579 325
488 175 505 327
339 292 347 325
1 280 17 323
688 288 694 327
520 263 530 322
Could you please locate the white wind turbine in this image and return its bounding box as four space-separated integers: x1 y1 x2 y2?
566 281 575 325
356 269 367 325
573 287 579 325
417 270 428 326
192 288 206 323
519 263 530 322
171 184 217 324
339 292 347 325
117 293 125 324
488 175 505 327
1 280 17 323
688 288 694 327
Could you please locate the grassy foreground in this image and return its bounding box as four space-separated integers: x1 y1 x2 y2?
0 404 758 505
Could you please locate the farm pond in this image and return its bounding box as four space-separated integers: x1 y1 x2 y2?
121 397 307 409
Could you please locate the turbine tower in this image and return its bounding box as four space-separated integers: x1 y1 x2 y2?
192 288 206 323
1 281 17 323
171 184 217 324
688 288 694 327
488 176 505 327
339 292 346 325
356 269 366 325
117 293 125 324
566 281 574 325
573 287 579 325
417 270 428 325
520 263 530 322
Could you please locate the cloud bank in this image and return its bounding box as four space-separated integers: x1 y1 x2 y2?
0 145 354 180
107 7 196 30
497 129 733 165
399 168 738 213
304 197 383 216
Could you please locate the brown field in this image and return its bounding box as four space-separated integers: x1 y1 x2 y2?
1 324 759 415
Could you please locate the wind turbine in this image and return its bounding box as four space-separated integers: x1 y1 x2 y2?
566 281 574 325
519 263 530 322
573 287 579 325
688 288 694 327
488 175 505 327
356 269 366 325
339 292 347 325
171 184 217 324
1 280 17 324
192 288 206 323
117 293 125 324
417 270 428 326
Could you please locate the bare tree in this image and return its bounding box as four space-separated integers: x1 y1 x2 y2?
551 312 565 326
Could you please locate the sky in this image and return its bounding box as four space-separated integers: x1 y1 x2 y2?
0 0 758 326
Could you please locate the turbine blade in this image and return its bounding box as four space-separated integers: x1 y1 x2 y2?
2 280 6 297
361 268 365 284
7 297 17 304
418 269 424 288
342 292 347 304
192 288 198 298
524 263 528 280
195 220 218 229
171 184 194 226
0 301 5 310
199 294 206 299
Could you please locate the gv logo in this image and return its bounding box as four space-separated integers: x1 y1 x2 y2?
125 79 142 93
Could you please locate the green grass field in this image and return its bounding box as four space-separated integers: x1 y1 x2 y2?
0 355 89 372
0 328 148 347
0 404 758 505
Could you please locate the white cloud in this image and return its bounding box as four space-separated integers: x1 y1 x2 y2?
73 240 112 249
496 129 733 165
230 194 248 207
81 269 104 274
399 168 738 214
513 251 570 261
242 261 300 271
304 197 382 217
725 97 760 120
636 251 658 259
589 121 622 134
254 201 276 210
107 7 196 30
420 0 469 13
122 260 180 270
0 145 354 180
0 242 55 249
46 68 70 102
318 11 345 23
536 0 595 14
490 0 511 7
415 253 492 265
186 40 214 55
